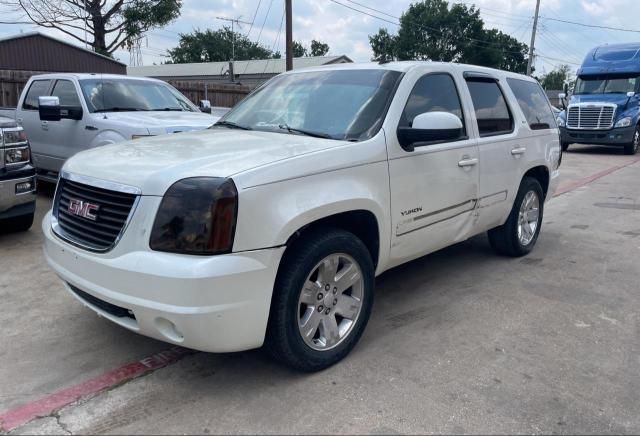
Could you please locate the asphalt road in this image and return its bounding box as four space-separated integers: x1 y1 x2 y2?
1 145 640 434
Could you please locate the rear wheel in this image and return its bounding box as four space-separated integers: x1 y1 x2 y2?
1 212 34 233
623 125 639 155
265 228 374 372
488 177 544 257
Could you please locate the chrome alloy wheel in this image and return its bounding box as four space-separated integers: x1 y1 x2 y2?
517 190 540 246
297 253 364 351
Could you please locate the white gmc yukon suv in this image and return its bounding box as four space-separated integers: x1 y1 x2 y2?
43 62 561 371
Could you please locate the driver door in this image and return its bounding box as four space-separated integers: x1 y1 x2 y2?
386 70 480 266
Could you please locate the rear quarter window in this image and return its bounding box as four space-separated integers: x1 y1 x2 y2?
22 80 51 110
507 78 556 130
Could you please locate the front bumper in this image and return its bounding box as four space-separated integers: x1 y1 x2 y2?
43 211 285 353
560 125 635 146
0 165 36 218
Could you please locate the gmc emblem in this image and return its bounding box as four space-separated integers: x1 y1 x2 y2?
68 198 100 221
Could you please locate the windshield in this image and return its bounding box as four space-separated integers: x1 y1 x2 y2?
216 69 403 141
574 75 638 95
79 79 197 113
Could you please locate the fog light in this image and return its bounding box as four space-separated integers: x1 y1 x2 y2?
15 179 35 194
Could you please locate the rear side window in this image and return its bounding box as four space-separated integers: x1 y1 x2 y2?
22 80 51 110
466 80 513 137
400 73 466 137
52 80 81 107
507 78 556 130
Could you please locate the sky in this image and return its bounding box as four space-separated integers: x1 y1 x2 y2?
1 0 640 75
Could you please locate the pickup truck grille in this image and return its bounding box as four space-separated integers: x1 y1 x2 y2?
566 104 616 130
53 178 138 251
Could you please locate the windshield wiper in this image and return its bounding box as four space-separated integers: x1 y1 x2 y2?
278 124 333 139
94 107 148 113
214 120 252 130
156 107 184 111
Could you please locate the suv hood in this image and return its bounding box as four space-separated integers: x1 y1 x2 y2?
63 128 346 195
90 111 219 134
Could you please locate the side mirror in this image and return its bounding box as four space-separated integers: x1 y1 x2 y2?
397 112 464 152
199 100 212 114
39 96 61 121
563 82 569 94
558 93 567 110
558 93 566 100
627 91 635 98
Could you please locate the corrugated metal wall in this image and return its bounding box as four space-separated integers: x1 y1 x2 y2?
0 34 126 74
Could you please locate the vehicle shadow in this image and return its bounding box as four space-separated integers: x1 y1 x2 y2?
566 144 626 155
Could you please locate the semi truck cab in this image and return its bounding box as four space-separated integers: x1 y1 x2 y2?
557 43 640 155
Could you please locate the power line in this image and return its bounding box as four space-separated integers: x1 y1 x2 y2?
540 16 640 33
536 53 581 66
245 0 263 37
256 0 275 44
341 0 398 19
263 5 285 74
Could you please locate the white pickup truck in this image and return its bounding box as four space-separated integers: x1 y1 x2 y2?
43 62 561 371
0 74 222 182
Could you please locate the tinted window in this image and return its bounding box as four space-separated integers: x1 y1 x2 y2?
52 80 81 107
22 80 51 110
466 80 513 136
507 78 556 130
400 73 466 137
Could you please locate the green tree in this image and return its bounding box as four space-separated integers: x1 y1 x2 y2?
0 0 181 56
293 41 307 57
369 0 529 72
310 39 330 56
541 64 573 90
168 28 278 63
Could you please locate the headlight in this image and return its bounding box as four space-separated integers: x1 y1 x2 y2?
556 117 565 127
2 129 27 145
4 146 31 166
615 117 632 128
150 177 238 255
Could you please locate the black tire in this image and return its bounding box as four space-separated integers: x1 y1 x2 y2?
488 177 544 257
1 212 34 233
623 125 639 155
561 142 570 152
265 228 375 372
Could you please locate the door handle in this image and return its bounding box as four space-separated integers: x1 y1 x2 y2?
458 157 478 167
511 146 526 155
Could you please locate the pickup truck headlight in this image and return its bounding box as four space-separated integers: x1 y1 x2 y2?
150 177 238 255
4 146 31 166
556 116 565 127
615 117 632 128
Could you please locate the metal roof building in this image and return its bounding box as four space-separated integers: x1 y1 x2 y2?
0 32 126 74
127 55 353 85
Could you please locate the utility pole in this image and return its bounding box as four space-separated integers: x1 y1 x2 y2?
285 0 293 71
216 16 252 61
526 0 541 76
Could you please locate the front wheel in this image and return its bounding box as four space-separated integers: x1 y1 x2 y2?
623 125 639 155
265 228 374 372
488 177 544 257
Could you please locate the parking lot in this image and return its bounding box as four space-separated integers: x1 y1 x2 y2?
1 145 640 435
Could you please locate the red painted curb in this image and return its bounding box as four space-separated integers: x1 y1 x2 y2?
554 156 640 197
0 346 195 432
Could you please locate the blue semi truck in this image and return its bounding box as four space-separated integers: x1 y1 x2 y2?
557 42 640 155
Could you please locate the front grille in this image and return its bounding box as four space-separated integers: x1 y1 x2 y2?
53 178 137 251
68 283 135 319
566 105 616 130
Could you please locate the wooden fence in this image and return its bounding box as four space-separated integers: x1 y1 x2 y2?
0 70 254 109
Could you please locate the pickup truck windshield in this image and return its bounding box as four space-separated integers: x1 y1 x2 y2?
574 75 638 95
79 79 196 113
217 69 402 141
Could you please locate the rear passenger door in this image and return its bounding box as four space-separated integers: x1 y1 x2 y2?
387 71 479 266
464 74 524 232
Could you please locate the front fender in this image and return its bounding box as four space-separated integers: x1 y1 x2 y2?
88 129 129 148
232 161 392 273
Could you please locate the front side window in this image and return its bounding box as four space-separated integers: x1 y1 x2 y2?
466 80 513 137
400 73 466 138
507 78 556 130
574 76 638 95
218 69 403 141
52 80 81 107
22 80 51 110
79 79 196 113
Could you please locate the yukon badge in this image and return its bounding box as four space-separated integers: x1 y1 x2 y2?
401 206 423 217
68 198 100 221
